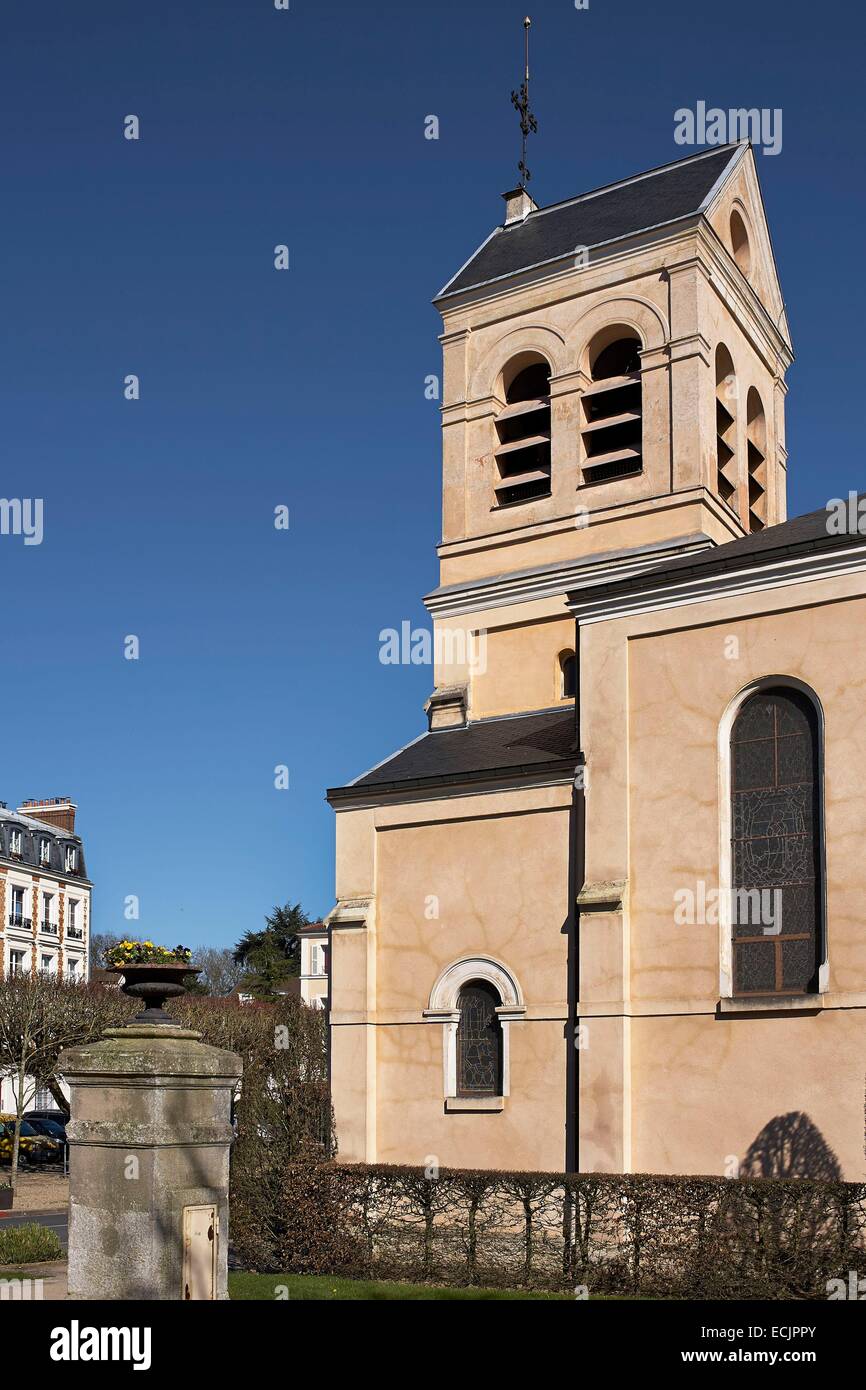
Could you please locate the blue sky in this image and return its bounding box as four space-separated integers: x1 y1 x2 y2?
0 0 862 949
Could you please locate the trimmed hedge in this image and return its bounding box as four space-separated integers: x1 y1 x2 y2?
230 1162 866 1298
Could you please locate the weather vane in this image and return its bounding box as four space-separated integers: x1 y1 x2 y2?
510 16 538 187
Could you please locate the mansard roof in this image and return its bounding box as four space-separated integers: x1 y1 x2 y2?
0 805 88 880
327 707 577 803
437 143 743 300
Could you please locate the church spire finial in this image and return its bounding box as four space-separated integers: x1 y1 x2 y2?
510 16 538 188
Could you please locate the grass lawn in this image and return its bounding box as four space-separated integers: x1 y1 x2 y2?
229 1271 571 1301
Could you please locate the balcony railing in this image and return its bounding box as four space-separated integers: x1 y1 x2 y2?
8 914 31 929
40 920 58 935
67 925 83 939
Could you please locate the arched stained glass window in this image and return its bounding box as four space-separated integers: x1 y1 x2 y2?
731 687 822 997
456 981 503 1096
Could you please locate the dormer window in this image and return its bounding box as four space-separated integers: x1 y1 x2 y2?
65 846 78 874
493 356 552 506
10 829 22 857
40 839 51 866
580 334 643 484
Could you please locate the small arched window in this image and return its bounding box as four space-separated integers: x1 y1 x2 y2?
580 332 643 485
729 208 751 278
730 687 823 997
494 356 552 506
715 344 738 512
456 980 503 1096
746 388 767 531
559 650 576 700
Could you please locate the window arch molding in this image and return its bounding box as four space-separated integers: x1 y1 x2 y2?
717 676 827 1000
423 955 525 1103
468 324 566 404
567 295 667 374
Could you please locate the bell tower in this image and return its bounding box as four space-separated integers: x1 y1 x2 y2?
423 141 793 726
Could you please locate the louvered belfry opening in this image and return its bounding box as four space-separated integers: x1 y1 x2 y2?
580 335 643 485
746 387 767 531
493 357 552 506
715 344 738 512
456 981 503 1096
731 688 822 998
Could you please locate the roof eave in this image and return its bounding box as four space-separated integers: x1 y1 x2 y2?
567 528 866 620
327 756 577 807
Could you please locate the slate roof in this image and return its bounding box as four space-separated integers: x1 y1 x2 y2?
329 502 862 801
574 501 858 604
327 707 577 802
438 144 742 299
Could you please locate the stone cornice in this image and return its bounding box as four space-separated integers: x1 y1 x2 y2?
693 222 793 372
325 897 373 928
426 530 712 619
577 879 628 912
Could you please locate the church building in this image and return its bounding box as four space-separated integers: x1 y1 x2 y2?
326 141 866 1180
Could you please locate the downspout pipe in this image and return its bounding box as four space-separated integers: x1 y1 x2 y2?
565 617 585 1175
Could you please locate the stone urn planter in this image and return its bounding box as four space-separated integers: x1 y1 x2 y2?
111 963 201 1025
0 1186 13 1211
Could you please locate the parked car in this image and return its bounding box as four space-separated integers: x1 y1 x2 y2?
25 1117 67 1144
24 1108 67 1129
0 1115 61 1165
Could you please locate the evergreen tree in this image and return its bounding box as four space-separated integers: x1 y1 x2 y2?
232 902 310 998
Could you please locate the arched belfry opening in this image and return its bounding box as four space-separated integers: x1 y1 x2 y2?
747 387 767 531
715 344 738 512
579 331 643 485
493 354 552 506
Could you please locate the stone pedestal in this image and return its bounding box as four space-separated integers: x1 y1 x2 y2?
58 1023 242 1301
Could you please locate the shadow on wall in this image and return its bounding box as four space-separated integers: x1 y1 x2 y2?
741 1111 841 1180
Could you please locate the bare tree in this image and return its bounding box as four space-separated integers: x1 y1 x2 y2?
89 932 123 972
0 974 133 1188
192 947 245 997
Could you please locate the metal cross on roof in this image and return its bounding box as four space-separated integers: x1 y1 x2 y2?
510 16 538 188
